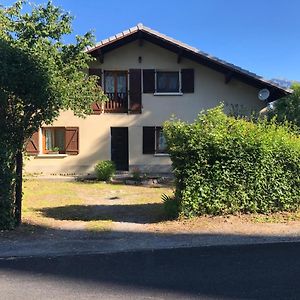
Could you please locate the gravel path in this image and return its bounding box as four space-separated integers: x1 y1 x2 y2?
2 218 300 258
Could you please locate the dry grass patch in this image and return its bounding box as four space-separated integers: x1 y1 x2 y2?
251 211 300 223
146 213 300 238
86 221 113 232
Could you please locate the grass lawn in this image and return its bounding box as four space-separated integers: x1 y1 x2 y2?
22 179 174 232
3 178 298 241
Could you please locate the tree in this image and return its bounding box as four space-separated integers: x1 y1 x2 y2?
269 83 300 128
0 1 106 229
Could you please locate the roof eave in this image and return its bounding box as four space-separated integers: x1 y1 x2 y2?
87 26 292 100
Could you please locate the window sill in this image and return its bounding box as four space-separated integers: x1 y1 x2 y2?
153 92 183 96
154 153 170 157
36 154 68 158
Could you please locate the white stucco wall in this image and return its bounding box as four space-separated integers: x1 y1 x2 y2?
25 40 265 175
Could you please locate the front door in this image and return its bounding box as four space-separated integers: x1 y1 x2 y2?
111 127 129 171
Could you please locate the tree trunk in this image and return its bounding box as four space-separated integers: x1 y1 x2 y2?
15 150 23 226
0 144 17 229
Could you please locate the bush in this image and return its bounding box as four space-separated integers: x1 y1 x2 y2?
131 167 142 182
162 193 179 219
163 105 300 217
94 160 116 181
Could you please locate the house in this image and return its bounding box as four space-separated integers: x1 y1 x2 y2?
24 24 291 175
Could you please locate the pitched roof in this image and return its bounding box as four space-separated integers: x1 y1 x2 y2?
87 23 292 100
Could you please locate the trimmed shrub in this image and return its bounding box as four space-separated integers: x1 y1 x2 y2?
163 105 300 217
94 160 116 181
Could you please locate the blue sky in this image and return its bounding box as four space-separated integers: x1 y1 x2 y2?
3 0 300 81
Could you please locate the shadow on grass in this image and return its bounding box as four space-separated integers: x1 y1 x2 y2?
38 203 166 224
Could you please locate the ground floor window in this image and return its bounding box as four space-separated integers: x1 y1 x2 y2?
143 126 168 154
155 127 167 153
43 127 65 153
26 127 79 156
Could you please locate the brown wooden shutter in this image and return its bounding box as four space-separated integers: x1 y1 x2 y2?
143 69 155 93
65 127 79 155
25 131 39 155
143 127 155 154
181 69 194 93
89 68 102 114
129 69 142 114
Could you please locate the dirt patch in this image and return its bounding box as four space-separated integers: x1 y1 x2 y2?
147 214 300 237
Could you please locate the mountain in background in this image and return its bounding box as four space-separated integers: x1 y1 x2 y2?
270 78 300 89
270 78 293 89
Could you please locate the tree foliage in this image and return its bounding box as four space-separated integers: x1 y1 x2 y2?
163 105 300 217
268 83 300 128
0 1 106 229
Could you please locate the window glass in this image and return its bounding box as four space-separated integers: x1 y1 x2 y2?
117 74 127 94
156 127 167 153
156 71 179 93
55 129 65 151
45 129 53 151
44 128 65 153
105 73 115 93
104 71 127 102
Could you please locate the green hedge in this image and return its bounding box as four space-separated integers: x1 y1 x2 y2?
163 105 300 217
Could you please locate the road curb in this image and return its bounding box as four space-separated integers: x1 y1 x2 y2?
1 235 300 259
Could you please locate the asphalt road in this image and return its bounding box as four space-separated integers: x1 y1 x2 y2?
1 242 300 299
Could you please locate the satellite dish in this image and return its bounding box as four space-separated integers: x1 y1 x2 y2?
258 89 270 101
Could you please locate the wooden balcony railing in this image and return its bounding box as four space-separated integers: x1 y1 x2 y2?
104 92 128 113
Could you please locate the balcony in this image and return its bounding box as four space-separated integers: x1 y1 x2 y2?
104 92 128 113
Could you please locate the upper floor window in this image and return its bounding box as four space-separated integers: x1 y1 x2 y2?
156 71 180 93
104 71 127 96
103 71 128 113
143 69 194 95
